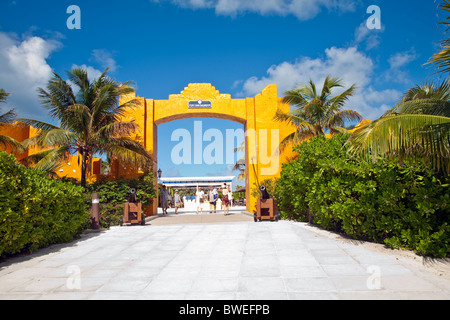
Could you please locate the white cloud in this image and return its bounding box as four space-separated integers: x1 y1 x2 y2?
90 49 118 72
388 50 417 69
0 34 119 121
240 47 373 96
235 46 402 120
354 21 384 50
0 32 62 120
384 49 417 84
70 64 104 82
151 0 358 20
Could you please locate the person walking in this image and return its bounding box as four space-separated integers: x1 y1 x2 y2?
174 190 181 214
161 185 170 215
222 183 231 216
208 186 217 214
195 186 204 214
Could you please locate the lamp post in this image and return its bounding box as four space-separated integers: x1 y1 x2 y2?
91 193 100 230
157 168 162 210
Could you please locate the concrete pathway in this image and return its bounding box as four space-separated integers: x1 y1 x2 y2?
0 216 449 300
148 211 254 226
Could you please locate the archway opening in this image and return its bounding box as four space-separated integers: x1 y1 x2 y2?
156 117 247 214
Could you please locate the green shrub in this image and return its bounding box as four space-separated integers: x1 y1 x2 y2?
0 152 90 259
275 134 450 258
86 175 156 228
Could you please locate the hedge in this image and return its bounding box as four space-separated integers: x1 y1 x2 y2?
0 152 90 259
86 175 156 228
276 134 450 258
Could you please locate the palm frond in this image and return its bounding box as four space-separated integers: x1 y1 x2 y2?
98 138 152 167
326 109 363 129
281 89 308 107
326 84 358 113
347 114 450 172
390 99 450 118
232 157 245 171
426 1 450 75
320 76 344 100
37 73 76 122
67 68 91 105
329 126 351 135
0 134 25 153
41 129 77 148
402 81 450 102
16 118 60 131
0 89 10 104
233 141 245 153
0 108 17 125
30 146 68 173
94 121 141 140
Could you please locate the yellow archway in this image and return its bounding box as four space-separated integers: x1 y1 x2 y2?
113 83 296 215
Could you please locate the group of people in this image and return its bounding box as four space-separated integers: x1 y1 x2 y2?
195 184 232 215
160 184 232 215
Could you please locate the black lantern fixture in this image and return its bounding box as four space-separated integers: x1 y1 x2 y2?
157 168 162 179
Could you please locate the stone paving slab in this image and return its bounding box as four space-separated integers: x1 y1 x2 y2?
0 218 449 300
148 212 254 226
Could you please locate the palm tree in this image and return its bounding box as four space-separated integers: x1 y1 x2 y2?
18 68 152 188
274 75 363 150
402 81 450 102
427 0 450 75
0 89 23 152
0 89 16 125
232 141 246 181
347 81 450 173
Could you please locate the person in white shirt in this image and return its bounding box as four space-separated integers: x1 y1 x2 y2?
174 190 181 214
222 183 231 216
195 186 204 214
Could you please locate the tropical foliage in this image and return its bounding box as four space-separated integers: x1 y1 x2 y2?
427 0 450 74
275 134 450 258
18 68 152 187
274 75 363 150
0 152 90 259
0 89 22 153
86 175 156 228
347 81 450 174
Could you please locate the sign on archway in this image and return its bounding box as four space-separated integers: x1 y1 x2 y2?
112 83 296 215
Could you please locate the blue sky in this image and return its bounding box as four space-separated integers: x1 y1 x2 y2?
0 0 447 186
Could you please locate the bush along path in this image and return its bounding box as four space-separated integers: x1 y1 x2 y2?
0 152 90 260
275 134 450 258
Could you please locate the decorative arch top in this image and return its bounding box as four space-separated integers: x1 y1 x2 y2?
168 83 231 101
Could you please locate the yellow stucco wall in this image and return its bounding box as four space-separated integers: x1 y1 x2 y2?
117 83 297 215
0 123 100 183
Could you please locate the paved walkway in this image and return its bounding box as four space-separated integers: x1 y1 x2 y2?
0 215 449 300
149 211 254 226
